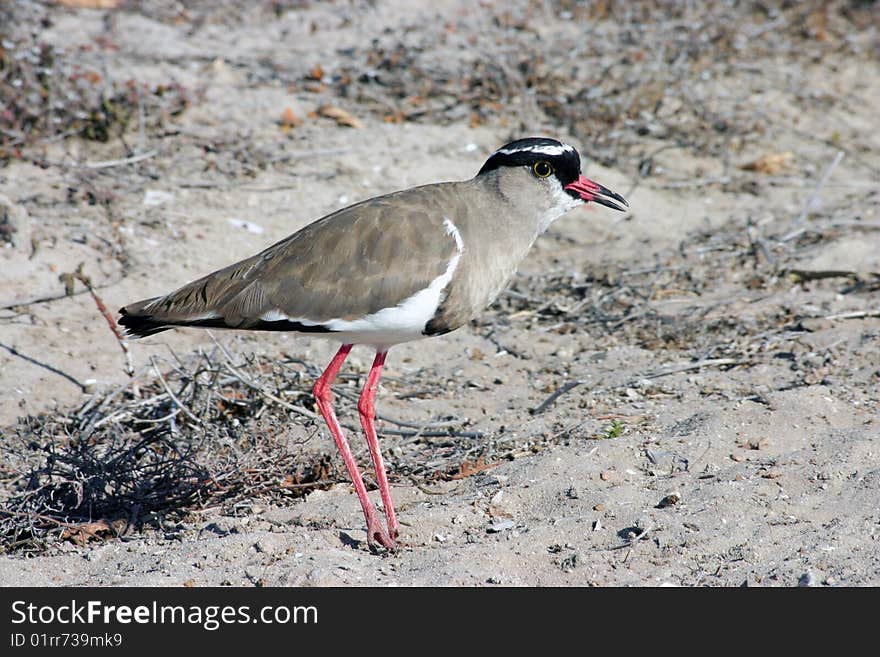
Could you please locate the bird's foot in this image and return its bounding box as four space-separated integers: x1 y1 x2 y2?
366 517 397 552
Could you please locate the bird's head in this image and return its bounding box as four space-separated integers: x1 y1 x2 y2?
477 138 628 226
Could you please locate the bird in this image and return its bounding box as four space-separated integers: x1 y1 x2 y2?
118 137 628 550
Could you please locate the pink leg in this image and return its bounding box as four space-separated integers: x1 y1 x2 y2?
313 344 395 550
357 350 399 541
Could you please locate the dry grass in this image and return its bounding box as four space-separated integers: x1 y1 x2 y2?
0 348 342 553
315 0 878 168
0 2 189 162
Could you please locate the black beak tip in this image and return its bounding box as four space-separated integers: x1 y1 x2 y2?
596 184 629 212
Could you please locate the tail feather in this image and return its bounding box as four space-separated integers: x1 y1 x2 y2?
118 294 233 338
118 259 259 339
118 297 174 338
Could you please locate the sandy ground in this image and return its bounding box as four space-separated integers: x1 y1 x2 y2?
1 1 878 586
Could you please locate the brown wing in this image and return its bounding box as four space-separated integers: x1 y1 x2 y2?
119 183 462 337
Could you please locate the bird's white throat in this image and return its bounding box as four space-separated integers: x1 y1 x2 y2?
536 179 582 236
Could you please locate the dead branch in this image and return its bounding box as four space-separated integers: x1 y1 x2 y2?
72 265 135 379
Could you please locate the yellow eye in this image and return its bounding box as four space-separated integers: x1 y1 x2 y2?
533 161 553 178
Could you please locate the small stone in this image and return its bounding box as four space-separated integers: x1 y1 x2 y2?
798 571 816 587
657 491 682 508
748 438 769 450
599 470 613 482
487 519 515 533
593 503 605 512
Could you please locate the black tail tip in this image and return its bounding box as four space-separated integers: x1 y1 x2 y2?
117 308 171 338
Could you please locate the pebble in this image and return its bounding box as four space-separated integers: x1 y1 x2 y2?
487 519 515 533
748 438 769 450
657 491 682 508
798 571 816 587
84 548 103 562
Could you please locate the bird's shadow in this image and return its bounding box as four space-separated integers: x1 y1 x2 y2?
337 530 363 550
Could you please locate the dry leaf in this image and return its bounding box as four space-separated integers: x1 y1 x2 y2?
279 106 302 133
740 152 793 174
448 456 500 480
60 520 113 545
317 104 363 129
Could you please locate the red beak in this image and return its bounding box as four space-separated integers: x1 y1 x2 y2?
564 175 628 212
